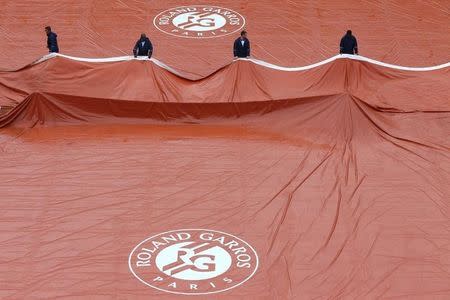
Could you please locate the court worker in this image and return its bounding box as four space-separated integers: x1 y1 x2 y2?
45 26 59 53
133 33 153 58
340 30 358 55
234 30 250 58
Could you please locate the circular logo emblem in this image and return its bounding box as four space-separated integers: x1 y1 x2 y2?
153 6 246 39
129 229 259 295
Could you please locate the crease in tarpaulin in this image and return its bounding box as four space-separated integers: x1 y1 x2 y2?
247 62 274 102
0 93 340 128
263 97 364 257
266 147 336 253
350 95 450 154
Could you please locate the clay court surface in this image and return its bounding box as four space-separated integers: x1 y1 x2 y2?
0 1 449 299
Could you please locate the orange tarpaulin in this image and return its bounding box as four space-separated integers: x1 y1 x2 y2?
1 1 450 299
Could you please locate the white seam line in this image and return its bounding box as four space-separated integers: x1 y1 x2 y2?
33 53 450 72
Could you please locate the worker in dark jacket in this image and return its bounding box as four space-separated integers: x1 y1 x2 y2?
340 30 358 55
233 31 250 58
133 34 153 58
45 26 59 53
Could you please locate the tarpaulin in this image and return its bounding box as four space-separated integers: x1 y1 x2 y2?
1 1 450 299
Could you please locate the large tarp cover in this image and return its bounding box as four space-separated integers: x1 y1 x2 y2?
1 1 450 299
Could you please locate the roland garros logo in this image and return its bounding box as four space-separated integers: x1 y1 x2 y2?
153 6 246 38
129 229 259 295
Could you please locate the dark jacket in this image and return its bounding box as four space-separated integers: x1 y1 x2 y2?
47 32 59 53
340 34 358 54
234 37 250 58
133 37 153 57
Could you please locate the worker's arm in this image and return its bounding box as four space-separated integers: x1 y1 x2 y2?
133 41 139 57
339 38 344 54
354 38 358 55
233 40 238 57
148 40 153 58
247 40 251 57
